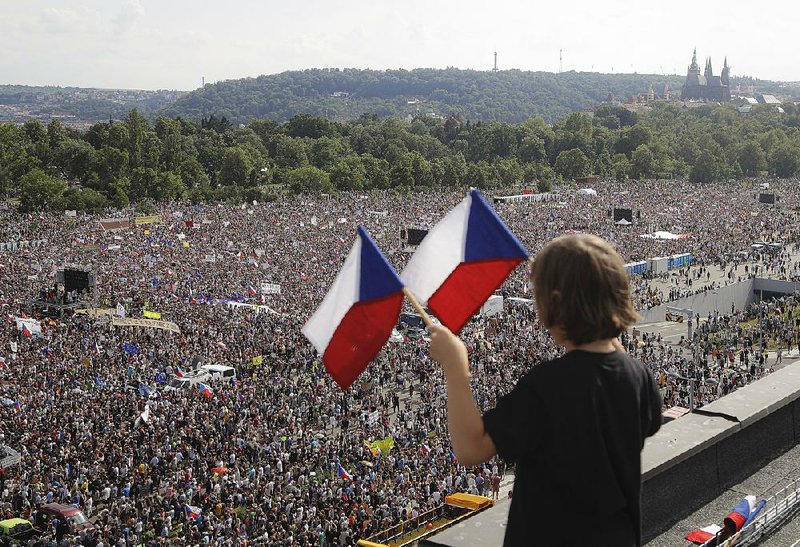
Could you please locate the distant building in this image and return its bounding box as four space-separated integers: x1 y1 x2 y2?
756 94 781 105
681 48 731 102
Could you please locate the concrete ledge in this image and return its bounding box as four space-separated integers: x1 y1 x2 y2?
642 361 800 541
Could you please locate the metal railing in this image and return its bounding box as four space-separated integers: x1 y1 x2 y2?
699 477 800 546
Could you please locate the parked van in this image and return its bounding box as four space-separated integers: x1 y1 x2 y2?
200 364 236 382
0 518 37 545
165 369 211 391
35 504 94 531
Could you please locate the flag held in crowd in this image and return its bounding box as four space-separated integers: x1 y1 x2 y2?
302 226 404 390
337 462 353 481
401 189 529 333
185 505 202 519
123 342 140 356
198 383 213 398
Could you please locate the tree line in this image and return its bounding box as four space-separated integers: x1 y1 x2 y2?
162 68 693 125
1 101 800 212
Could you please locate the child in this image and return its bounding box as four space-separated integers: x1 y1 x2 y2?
429 234 662 546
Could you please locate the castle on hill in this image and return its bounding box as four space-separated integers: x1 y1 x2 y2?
681 48 731 102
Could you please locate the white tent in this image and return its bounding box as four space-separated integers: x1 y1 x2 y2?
616 218 632 225
576 188 597 196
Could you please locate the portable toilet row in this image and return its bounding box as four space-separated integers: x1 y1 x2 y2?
668 253 692 270
624 261 649 276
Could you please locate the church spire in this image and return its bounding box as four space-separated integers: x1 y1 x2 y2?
690 48 698 69
704 57 713 80
721 56 730 87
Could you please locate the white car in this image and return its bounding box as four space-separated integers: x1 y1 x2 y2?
200 364 236 382
165 369 211 391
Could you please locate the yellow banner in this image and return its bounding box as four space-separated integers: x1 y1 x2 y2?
182 241 190 248
135 215 161 226
143 310 162 320
365 436 394 456
252 355 263 366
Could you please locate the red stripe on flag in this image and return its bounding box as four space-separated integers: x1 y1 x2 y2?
323 293 403 389
427 258 523 333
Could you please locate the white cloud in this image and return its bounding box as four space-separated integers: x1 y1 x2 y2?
114 0 145 34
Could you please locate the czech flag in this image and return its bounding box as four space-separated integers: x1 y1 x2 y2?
685 495 766 544
724 495 765 532
400 189 529 333
5 313 14 323
198 383 213 398
337 462 353 481
185 504 202 519
21 324 33 338
302 226 404 390
684 525 722 544
247 285 257 295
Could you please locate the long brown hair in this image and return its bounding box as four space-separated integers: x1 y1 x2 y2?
530 234 640 345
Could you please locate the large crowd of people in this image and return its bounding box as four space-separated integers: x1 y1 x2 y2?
1 179 800 546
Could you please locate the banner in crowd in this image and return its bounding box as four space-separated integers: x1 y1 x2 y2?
260 283 281 295
225 301 279 315
65 210 77 217
75 308 116 317
135 215 162 226
364 436 394 456
15 318 42 337
112 317 181 333
99 218 131 230
252 355 263 366
143 310 162 320
0 239 48 251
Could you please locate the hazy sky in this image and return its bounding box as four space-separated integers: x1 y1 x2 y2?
1 0 796 91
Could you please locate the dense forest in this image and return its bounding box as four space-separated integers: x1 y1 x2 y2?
1 101 800 213
160 68 799 125
162 68 691 124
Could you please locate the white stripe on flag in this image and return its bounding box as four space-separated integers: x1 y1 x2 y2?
302 237 362 354
400 194 471 304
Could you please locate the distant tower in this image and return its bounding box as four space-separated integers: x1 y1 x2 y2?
681 48 730 102
202 76 205 87
559 49 563 73
493 51 498 72
721 57 730 87
647 83 655 102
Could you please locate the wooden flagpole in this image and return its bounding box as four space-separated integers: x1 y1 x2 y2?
402 287 434 328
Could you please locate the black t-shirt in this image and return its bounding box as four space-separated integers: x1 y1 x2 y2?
483 350 662 546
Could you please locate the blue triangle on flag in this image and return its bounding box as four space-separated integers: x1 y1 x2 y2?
357 226 403 302
465 189 529 262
